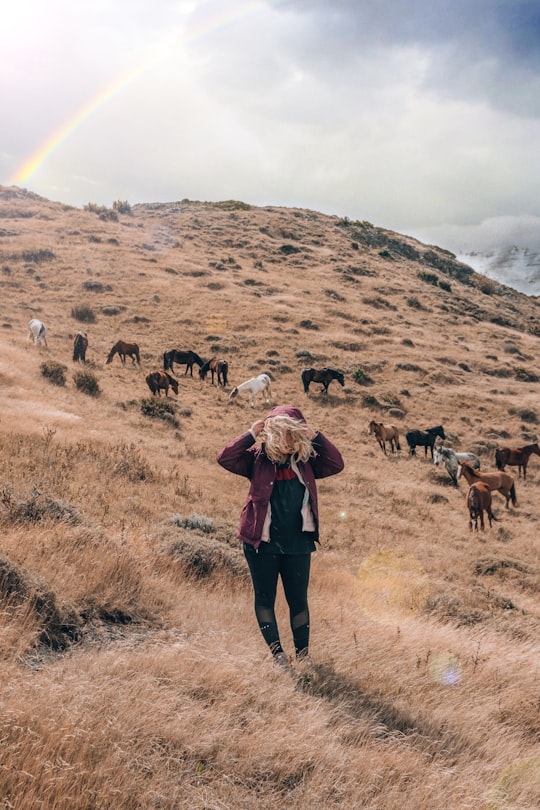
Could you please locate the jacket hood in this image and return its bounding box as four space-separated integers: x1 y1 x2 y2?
265 404 306 422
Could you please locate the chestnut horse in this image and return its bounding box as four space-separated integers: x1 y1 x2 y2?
106 340 140 366
199 357 228 386
495 443 540 480
146 371 179 397
467 482 495 532
457 461 517 509
368 420 401 454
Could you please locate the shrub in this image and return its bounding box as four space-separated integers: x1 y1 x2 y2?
112 199 132 215
439 279 452 292
140 398 179 427
378 249 391 259
41 361 67 386
407 296 424 309
509 407 538 424
299 319 319 330
514 368 539 383
353 368 373 385
20 249 55 263
71 305 96 323
418 270 440 286
280 244 300 255
73 370 100 397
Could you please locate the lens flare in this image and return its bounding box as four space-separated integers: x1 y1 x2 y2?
429 653 462 686
487 755 540 810
339 510 347 519
354 550 430 624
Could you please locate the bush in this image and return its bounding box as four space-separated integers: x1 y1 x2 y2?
41 361 67 386
140 398 179 427
112 199 132 215
418 270 440 286
73 370 100 397
71 305 96 323
353 368 373 385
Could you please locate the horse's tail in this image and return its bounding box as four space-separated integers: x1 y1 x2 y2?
495 449 503 470
301 370 310 393
396 437 401 451
510 483 517 506
163 351 171 370
192 352 204 366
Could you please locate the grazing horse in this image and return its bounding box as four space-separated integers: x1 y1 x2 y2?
368 420 401 454
163 349 204 376
301 367 345 394
72 331 88 363
229 373 272 407
28 318 48 347
146 371 179 397
199 357 229 386
105 340 140 366
406 425 446 458
457 461 517 509
495 443 540 480
434 446 481 486
467 482 495 532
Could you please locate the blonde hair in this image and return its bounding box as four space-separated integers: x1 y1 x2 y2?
261 415 315 464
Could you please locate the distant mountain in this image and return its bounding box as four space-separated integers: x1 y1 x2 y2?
457 246 540 297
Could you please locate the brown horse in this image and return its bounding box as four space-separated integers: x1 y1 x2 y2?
467 482 495 532
301 367 345 394
106 340 140 366
146 371 179 397
368 420 401 454
199 357 228 386
457 461 517 509
495 443 540 480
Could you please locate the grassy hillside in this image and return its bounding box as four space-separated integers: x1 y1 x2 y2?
0 185 539 809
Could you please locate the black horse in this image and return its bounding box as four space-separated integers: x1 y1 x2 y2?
163 349 204 376
199 357 228 386
301 367 345 394
406 425 446 458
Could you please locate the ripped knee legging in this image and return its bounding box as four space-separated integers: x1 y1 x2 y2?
243 549 311 657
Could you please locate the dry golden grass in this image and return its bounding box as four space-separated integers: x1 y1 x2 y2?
0 186 538 808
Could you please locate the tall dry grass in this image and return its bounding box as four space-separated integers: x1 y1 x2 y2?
0 187 538 808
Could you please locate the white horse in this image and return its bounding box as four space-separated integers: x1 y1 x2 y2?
229 373 273 407
28 318 48 347
434 446 481 486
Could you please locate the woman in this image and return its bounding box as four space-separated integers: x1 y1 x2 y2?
217 404 344 671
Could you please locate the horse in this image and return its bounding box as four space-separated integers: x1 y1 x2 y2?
105 340 140 366
406 425 446 458
145 371 179 397
457 461 517 509
72 331 88 363
199 357 229 386
433 446 481 486
467 482 495 532
229 373 272 407
163 349 204 376
495 443 540 480
301 367 345 394
368 420 401 454
28 318 47 347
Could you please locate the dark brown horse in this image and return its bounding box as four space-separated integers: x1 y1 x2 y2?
406 425 445 458
163 349 204 376
72 331 88 363
301 367 345 394
106 340 140 366
199 357 228 386
457 461 517 509
146 371 179 397
368 420 401 454
467 482 495 532
495 443 540 480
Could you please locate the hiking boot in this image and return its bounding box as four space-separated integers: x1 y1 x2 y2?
273 652 292 672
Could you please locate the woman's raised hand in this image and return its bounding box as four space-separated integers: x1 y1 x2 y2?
250 419 265 437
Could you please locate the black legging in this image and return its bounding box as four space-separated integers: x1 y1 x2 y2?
244 549 311 658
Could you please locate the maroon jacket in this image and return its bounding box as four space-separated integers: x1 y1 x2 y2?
217 405 344 549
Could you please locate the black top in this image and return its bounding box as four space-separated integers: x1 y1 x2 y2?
245 459 316 555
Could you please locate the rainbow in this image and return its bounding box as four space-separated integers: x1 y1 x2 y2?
9 0 290 187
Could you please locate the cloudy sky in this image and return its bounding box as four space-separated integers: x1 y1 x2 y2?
2 0 540 259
